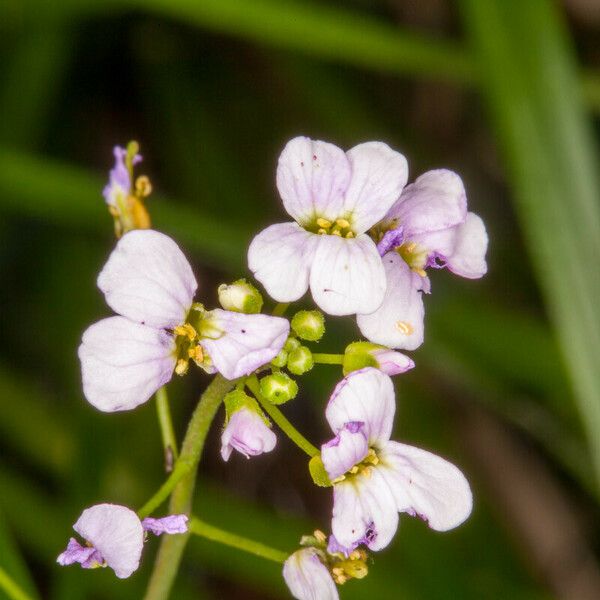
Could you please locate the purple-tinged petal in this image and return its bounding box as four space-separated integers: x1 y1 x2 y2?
343 142 408 233
326 368 395 447
445 212 488 279
248 222 318 303
72 504 144 579
370 348 414 376
283 548 339 600
309 234 385 316
385 169 467 238
98 230 197 330
103 147 130 207
79 316 176 412
357 253 426 351
276 136 351 225
57 538 98 566
378 441 473 531
321 423 369 480
376 227 404 257
200 310 289 380
141 515 188 536
220 407 277 461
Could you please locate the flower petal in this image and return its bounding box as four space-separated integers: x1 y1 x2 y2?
283 548 339 600
200 310 289 380
309 234 385 316
97 230 197 329
379 441 473 531
276 136 351 224
220 407 277 461
326 368 395 447
357 253 426 350
248 222 318 303
343 142 408 233
141 515 189 536
102 146 131 207
371 348 415 376
385 169 467 237
73 504 144 579
79 316 176 412
446 212 488 279
321 423 369 480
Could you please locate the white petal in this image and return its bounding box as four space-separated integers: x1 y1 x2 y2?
73 504 144 579
357 253 425 350
331 469 399 552
379 441 473 532
79 317 176 412
326 368 395 447
321 424 369 481
97 230 197 329
200 310 289 380
248 222 318 303
343 142 408 233
220 408 277 461
283 548 339 600
446 212 488 279
276 136 351 224
387 169 467 237
309 234 385 316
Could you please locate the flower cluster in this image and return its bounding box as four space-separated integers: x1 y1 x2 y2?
59 137 487 597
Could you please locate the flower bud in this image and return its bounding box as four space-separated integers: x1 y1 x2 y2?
287 346 314 375
284 336 301 352
291 310 325 342
217 279 263 314
342 341 414 376
259 372 298 405
270 348 288 367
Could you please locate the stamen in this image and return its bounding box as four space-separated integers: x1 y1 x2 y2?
336 218 350 229
331 229 342 236
345 231 354 238
135 175 152 197
316 218 332 229
314 530 327 543
349 465 359 474
175 359 189 376
404 242 417 253
188 345 204 365
317 228 328 235
174 323 197 340
395 321 414 335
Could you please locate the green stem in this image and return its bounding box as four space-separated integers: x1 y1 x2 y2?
143 375 236 600
312 353 344 365
246 376 319 457
155 386 178 471
271 302 290 316
189 516 287 563
0 566 34 600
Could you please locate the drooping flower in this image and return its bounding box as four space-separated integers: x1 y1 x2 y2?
79 229 289 412
320 368 472 553
57 504 188 579
358 170 488 350
283 548 339 600
248 136 408 316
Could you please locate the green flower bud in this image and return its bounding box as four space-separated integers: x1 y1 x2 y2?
270 349 288 368
287 346 314 375
342 341 380 375
217 278 263 314
284 336 301 352
291 310 325 341
259 372 298 405
223 389 259 419
308 455 332 487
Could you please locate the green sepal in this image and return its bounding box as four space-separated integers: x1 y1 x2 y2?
308 455 332 487
342 341 381 375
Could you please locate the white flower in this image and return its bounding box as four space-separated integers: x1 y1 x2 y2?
220 406 277 461
283 548 339 600
321 368 472 553
79 230 289 411
248 136 408 316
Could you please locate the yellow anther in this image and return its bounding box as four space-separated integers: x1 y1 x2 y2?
350 465 359 474
175 359 189 376
336 218 350 229
362 466 372 478
188 345 204 365
317 228 328 235
331 229 342 236
135 175 153 197
349 550 361 561
395 321 414 335
345 231 354 239
331 475 346 484
130 197 151 229
174 323 197 340
316 218 332 229
314 530 327 543
404 242 417 253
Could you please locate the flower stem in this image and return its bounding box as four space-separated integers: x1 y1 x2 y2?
0 566 34 600
142 375 236 600
246 376 319 457
312 353 344 365
272 302 290 316
189 516 288 563
155 386 178 471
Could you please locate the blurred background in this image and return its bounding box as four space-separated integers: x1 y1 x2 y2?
1 0 600 598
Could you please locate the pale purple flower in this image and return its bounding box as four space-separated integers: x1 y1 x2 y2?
220 406 277 461
141 514 189 536
79 229 289 412
283 548 339 600
103 146 141 208
368 346 414 376
321 368 472 553
248 136 408 316
358 169 488 350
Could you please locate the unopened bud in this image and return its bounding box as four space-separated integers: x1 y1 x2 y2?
259 372 298 405
291 310 325 342
270 349 288 368
218 279 263 314
287 346 314 375
284 336 301 352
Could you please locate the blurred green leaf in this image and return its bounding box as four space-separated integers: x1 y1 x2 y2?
460 0 600 491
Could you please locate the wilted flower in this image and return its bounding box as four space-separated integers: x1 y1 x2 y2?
57 504 187 579
79 230 289 411
321 368 472 553
248 136 408 316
